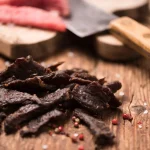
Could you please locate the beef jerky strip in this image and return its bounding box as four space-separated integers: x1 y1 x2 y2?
47 62 64 71
40 88 70 106
5 70 70 90
71 72 98 81
105 81 122 93
0 56 50 83
4 77 56 93
72 82 121 113
0 112 6 124
73 109 114 146
4 104 42 134
20 109 64 137
41 70 70 86
4 88 70 134
0 88 40 108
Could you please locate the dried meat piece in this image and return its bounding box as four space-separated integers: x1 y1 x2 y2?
69 77 91 85
64 68 88 75
72 82 121 113
0 56 49 83
0 88 40 108
20 109 64 137
73 109 114 146
0 112 6 124
47 62 64 71
71 72 98 81
41 70 70 86
4 104 43 134
105 81 122 93
0 5 66 31
40 88 70 106
4 77 56 93
4 88 70 134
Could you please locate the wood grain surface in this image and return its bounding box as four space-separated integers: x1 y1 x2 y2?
0 47 149 150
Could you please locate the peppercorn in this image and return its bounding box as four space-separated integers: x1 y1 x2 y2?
54 128 60 134
72 116 76 121
75 118 80 123
79 134 84 140
58 126 63 132
112 119 118 125
74 122 79 128
71 135 78 143
123 114 133 121
78 145 84 150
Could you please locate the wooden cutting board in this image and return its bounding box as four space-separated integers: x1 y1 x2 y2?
0 24 62 59
0 49 150 150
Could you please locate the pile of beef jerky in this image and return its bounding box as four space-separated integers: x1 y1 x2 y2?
0 56 122 147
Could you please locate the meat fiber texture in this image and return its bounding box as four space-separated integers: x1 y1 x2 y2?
0 0 69 31
0 56 123 147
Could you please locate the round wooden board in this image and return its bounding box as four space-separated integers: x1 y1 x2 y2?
0 24 61 60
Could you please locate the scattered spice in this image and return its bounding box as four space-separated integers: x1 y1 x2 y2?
42 144 48 150
75 118 80 123
122 114 133 121
143 110 148 114
115 73 121 78
74 122 79 128
112 119 118 125
68 52 74 57
54 128 60 134
137 121 142 125
74 133 79 137
119 91 125 96
72 116 76 121
78 145 84 150
58 126 63 132
79 134 84 141
138 124 142 129
144 102 147 106
71 135 78 143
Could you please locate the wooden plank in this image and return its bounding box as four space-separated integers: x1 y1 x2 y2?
95 58 150 150
0 49 149 150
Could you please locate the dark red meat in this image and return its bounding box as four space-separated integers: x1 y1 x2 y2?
0 5 66 31
0 0 69 16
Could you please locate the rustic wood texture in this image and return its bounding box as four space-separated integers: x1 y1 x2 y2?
0 48 149 150
0 24 61 59
110 17 150 59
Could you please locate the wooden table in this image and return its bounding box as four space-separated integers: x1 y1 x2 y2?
0 46 149 150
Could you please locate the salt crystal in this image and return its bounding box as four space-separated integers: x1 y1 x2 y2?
52 133 56 137
68 52 74 57
41 62 46 67
115 73 121 78
5 61 10 67
144 102 147 106
42 144 48 150
143 110 148 114
74 133 79 137
138 124 142 129
119 91 125 96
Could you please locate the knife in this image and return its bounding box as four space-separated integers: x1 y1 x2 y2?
65 0 150 58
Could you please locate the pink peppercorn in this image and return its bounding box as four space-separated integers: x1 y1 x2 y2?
74 122 79 128
58 126 63 132
112 119 118 125
79 134 84 140
78 145 84 150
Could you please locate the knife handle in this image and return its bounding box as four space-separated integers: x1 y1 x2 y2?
109 17 150 59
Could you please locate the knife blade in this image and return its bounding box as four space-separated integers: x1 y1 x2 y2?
64 0 117 38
